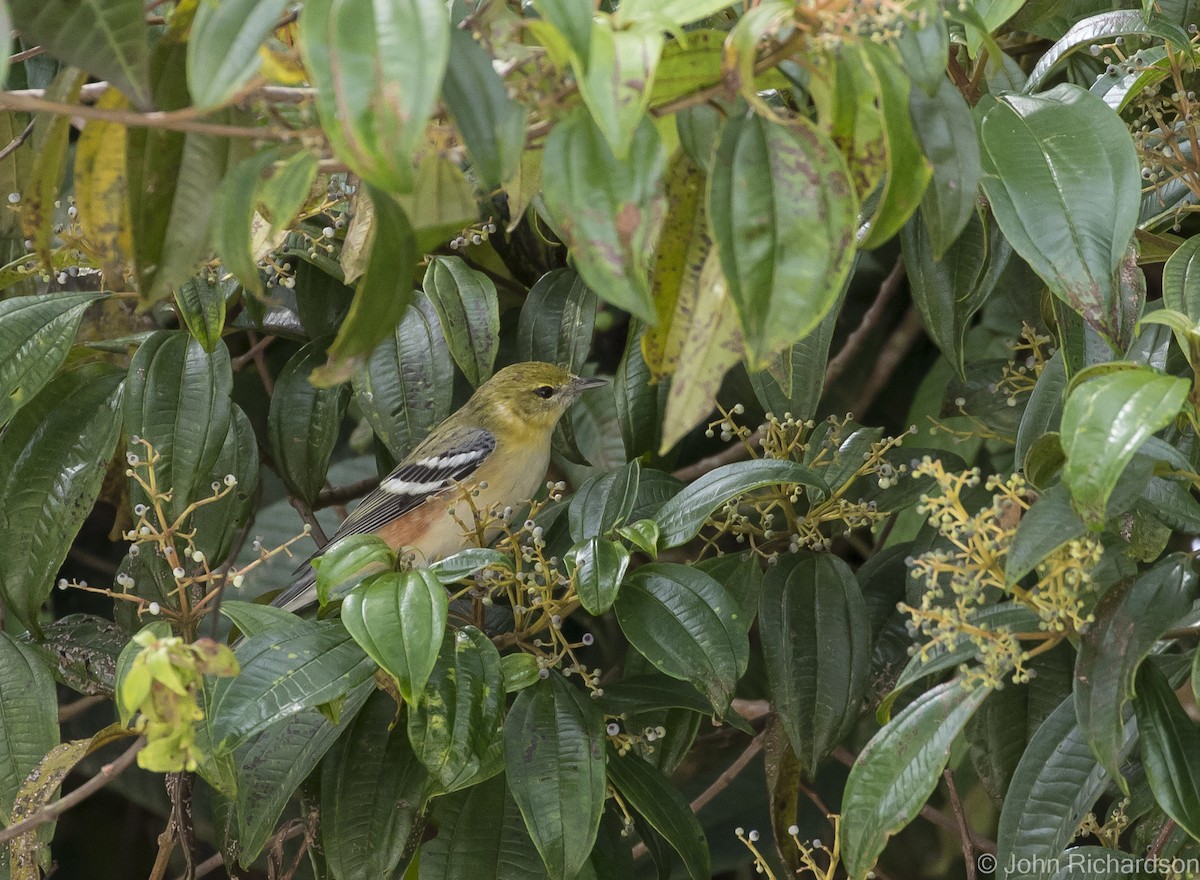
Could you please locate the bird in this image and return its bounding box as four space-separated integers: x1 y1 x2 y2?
272 361 607 612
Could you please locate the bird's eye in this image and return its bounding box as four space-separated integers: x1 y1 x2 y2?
535 385 555 399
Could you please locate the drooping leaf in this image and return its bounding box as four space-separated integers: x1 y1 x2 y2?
0 632 58 824
423 257 500 387
569 460 641 541
1162 233 1200 321
299 0 449 193
977 84 1141 343
567 537 630 615
1134 660 1200 843
1059 366 1188 525
21 70 85 269
840 678 989 880
0 368 123 634
614 563 748 711
908 76 981 257
341 570 448 706
708 110 858 369
0 291 104 426
187 0 289 109
577 17 663 159
174 274 228 352
503 672 607 880
268 339 351 503
188 405 260 564
517 269 598 373
211 147 278 297
541 108 667 324
73 89 135 285
760 552 870 774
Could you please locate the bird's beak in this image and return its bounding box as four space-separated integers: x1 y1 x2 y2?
567 374 608 398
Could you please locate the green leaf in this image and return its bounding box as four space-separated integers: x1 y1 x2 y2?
211 147 277 297
649 30 724 108
501 653 541 694
578 18 663 159
1135 660 1200 842
299 0 449 193
504 672 607 880
9 0 150 107
352 292 453 461
530 0 592 65
605 747 711 880
894 0 949 97
174 275 228 352
541 109 667 324
0 368 123 634
708 110 858 369
408 626 505 793
321 690 429 880
1162 233 1200 320
568 537 631 615
0 633 58 824
207 620 375 751
614 563 748 711
1075 555 1197 791
312 534 395 608
902 206 1010 377
428 547 512 585
908 76 981 257
653 459 828 549
419 773 548 880
0 291 104 426
963 0 1024 56
614 322 666 459
840 678 989 880
124 330 233 524
423 257 500 387
996 694 1135 880
268 340 351 504
760 553 870 773
22 71 84 269
189 405 259 564
1060 366 1188 525
518 269 598 373
319 187 417 383
570 460 641 541
442 24 528 189
187 0 289 109
341 570 448 706
232 683 372 864
977 84 1141 343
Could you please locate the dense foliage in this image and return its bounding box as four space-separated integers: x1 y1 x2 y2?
5 0 1200 878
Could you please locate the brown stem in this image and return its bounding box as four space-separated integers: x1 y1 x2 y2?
849 305 925 417
57 695 107 723
231 334 277 371
944 769 977 880
0 119 34 162
316 476 380 510
824 256 906 388
0 737 145 845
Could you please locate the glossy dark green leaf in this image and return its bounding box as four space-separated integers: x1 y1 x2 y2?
504 673 606 880
420 772 547 880
501 653 541 694
423 257 500 387
341 570 448 706
321 690 430 880
9 0 150 107
541 109 667 323
569 460 641 541
760 553 870 773
428 547 512 586
0 632 58 824
268 339 351 504
232 683 372 864
894 0 949 97
653 459 828 549
605 747 710 880
596 672 753 735
614 323 665 459
1135 660 1200 842
978 85 1140 343
187 0 289 109
320 187 417 381
708 109 857 369
0 368 123 633
0 291 104 426
1015 351 1066 469
442 23 528 188
568 537 630 615
312 534 396 608
174 275 228 352
908 76 981 258
189 404 260 564
1060 366 1188 525
207 620 375 751
1005 485 1085 586
300 0 449 193
996 695 1135 880
352 292 453 461
124 330 233 523
1162 233 1200 320
409 626 505 794
1075 555 1197 790
518 269 598 372
614 563 748 711
840 677 989 880
211 147 277 297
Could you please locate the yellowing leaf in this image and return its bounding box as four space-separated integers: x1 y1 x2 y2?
74 89 135 287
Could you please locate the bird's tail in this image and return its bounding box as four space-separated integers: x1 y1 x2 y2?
271 566 318 613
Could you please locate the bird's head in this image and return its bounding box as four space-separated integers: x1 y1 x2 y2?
474 361 607 432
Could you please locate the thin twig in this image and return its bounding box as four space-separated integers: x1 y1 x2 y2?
632 732 765 861
943 769 977 880
0 737 146 845
0 119 34 162
231 334 277 370
315 476 380 510
824 256 906 388
849 305 925 416
57 695 107 723
290 497 329 546
8 46 45 65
